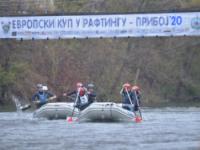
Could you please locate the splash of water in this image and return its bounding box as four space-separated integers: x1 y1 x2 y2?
12 95 22 112
12 95 31 112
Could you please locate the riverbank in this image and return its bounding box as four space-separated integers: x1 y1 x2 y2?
1 100 200 112
0 103 15 112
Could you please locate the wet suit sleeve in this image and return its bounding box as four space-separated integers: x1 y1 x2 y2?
47 92 54 98
32 93 38 101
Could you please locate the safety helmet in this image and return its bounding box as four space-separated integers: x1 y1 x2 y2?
132 85 140 91
37 84 43 92
78 87 86 96
76 82 83 88
123 83 131 91
37 83 43 89
87 83 94 88
42 86 48 91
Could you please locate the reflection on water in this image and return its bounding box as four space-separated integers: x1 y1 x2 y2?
0 108 200 150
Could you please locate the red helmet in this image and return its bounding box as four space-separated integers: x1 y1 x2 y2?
132 85 140 91
76 82 83 88
78 87 86 96
123 83 131 91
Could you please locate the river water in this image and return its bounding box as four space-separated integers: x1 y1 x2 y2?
0 107 200 150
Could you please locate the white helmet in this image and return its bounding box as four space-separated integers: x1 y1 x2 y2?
37 83 43 88
87 83 94 88
42 86 48 91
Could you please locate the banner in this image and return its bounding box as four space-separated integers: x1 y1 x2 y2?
0 12 200 39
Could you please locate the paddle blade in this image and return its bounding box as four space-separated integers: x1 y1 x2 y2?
66 117 78 123
135 116 142 123
20 104 31 111
67 117 73 122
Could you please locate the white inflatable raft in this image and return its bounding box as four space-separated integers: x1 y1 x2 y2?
79 102 135 122
33 102 79 119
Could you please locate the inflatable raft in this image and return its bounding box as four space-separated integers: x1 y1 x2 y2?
79 102 135 122
33 102 79 120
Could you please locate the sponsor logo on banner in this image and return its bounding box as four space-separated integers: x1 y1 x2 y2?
191 17 200 30
1 21 11 34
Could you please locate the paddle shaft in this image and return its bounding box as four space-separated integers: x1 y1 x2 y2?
125 88 143 119
133 68 142 119
125 88 133 105
125 88 137 116
70 89 80 117
20 104 31 111
134 68 140 85
34 96 56 105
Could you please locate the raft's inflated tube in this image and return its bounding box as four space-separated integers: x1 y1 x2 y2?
79 102 135 122
33 102 79 120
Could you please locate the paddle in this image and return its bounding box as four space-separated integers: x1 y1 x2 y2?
20 104 31 111
133 68 142 122
34 96 56 103
134 68 140 85
33 95 57 109
47 95 57 102
12 95 31 111
125 88 142 122
133 90 143 120
124 88 135 113
66 88 80 122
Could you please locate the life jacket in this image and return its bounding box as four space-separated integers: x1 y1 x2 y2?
37 92 48 103
122 90 134 105
80 95 88 105
77 87 88 105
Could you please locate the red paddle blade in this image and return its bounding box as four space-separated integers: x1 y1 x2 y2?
67 117 73 122
66 117 78 123
135 116 142 123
